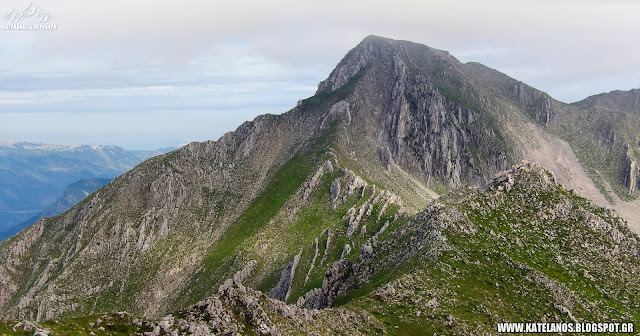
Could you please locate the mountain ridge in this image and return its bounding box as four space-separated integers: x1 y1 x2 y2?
0 36 638 334
1 160 638 335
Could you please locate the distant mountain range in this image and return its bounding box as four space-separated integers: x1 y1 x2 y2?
0 178 111 241
0 142 174 240
0 36 638 334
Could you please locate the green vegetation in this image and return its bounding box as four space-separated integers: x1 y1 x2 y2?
183 152 317 305
0 313 153 336
283 180 402 304
549 107 640 202
332 165 639 334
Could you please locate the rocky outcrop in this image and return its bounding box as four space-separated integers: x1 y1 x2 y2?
218 260 258 293
386 69 511 187
619 145 640 195
301 163 329 201
129 280 384 336
329 180 340 204
303 200 449 310
318 101 352 132
269 252 301 302
512 81 555 127
305 259 354 309
489 160 556 193
377 146 393 171
304 238 320 286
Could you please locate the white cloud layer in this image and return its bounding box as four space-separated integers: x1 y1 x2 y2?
0 0 638 148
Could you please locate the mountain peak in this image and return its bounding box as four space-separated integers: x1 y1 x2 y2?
576 88 640 113
316 35 456 94
359 34 390 44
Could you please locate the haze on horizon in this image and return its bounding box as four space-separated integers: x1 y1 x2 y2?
0 0 638 150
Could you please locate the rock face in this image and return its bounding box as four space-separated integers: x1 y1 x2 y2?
620 145 640 195
572 88 640 196
268 252 301 302
319 36 513 188
511 81 555 127
1 35 639 329
161 282 383 336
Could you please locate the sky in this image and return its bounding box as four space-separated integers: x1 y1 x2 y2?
0 0 638 150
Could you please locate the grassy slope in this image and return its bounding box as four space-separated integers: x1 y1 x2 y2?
340 166 640 335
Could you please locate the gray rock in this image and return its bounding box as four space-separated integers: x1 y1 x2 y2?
340 244 352 259
269 252 301 302
330 180 340 204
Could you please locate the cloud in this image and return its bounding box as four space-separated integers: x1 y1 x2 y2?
5 1 639 94
0 0 638 147
0 109 270 149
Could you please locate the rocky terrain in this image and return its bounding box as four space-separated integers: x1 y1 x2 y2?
0 36 638 334
1 161 638 335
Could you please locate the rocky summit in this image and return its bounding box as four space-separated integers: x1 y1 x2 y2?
0 36 639 335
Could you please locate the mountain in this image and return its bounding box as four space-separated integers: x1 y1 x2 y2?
0 142 171 238
0 178 111 241
1 162 638 335
569 89 640 197
0 36 638 334
31 178 112 220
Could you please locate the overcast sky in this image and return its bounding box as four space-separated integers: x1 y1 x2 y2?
0 0 638 149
